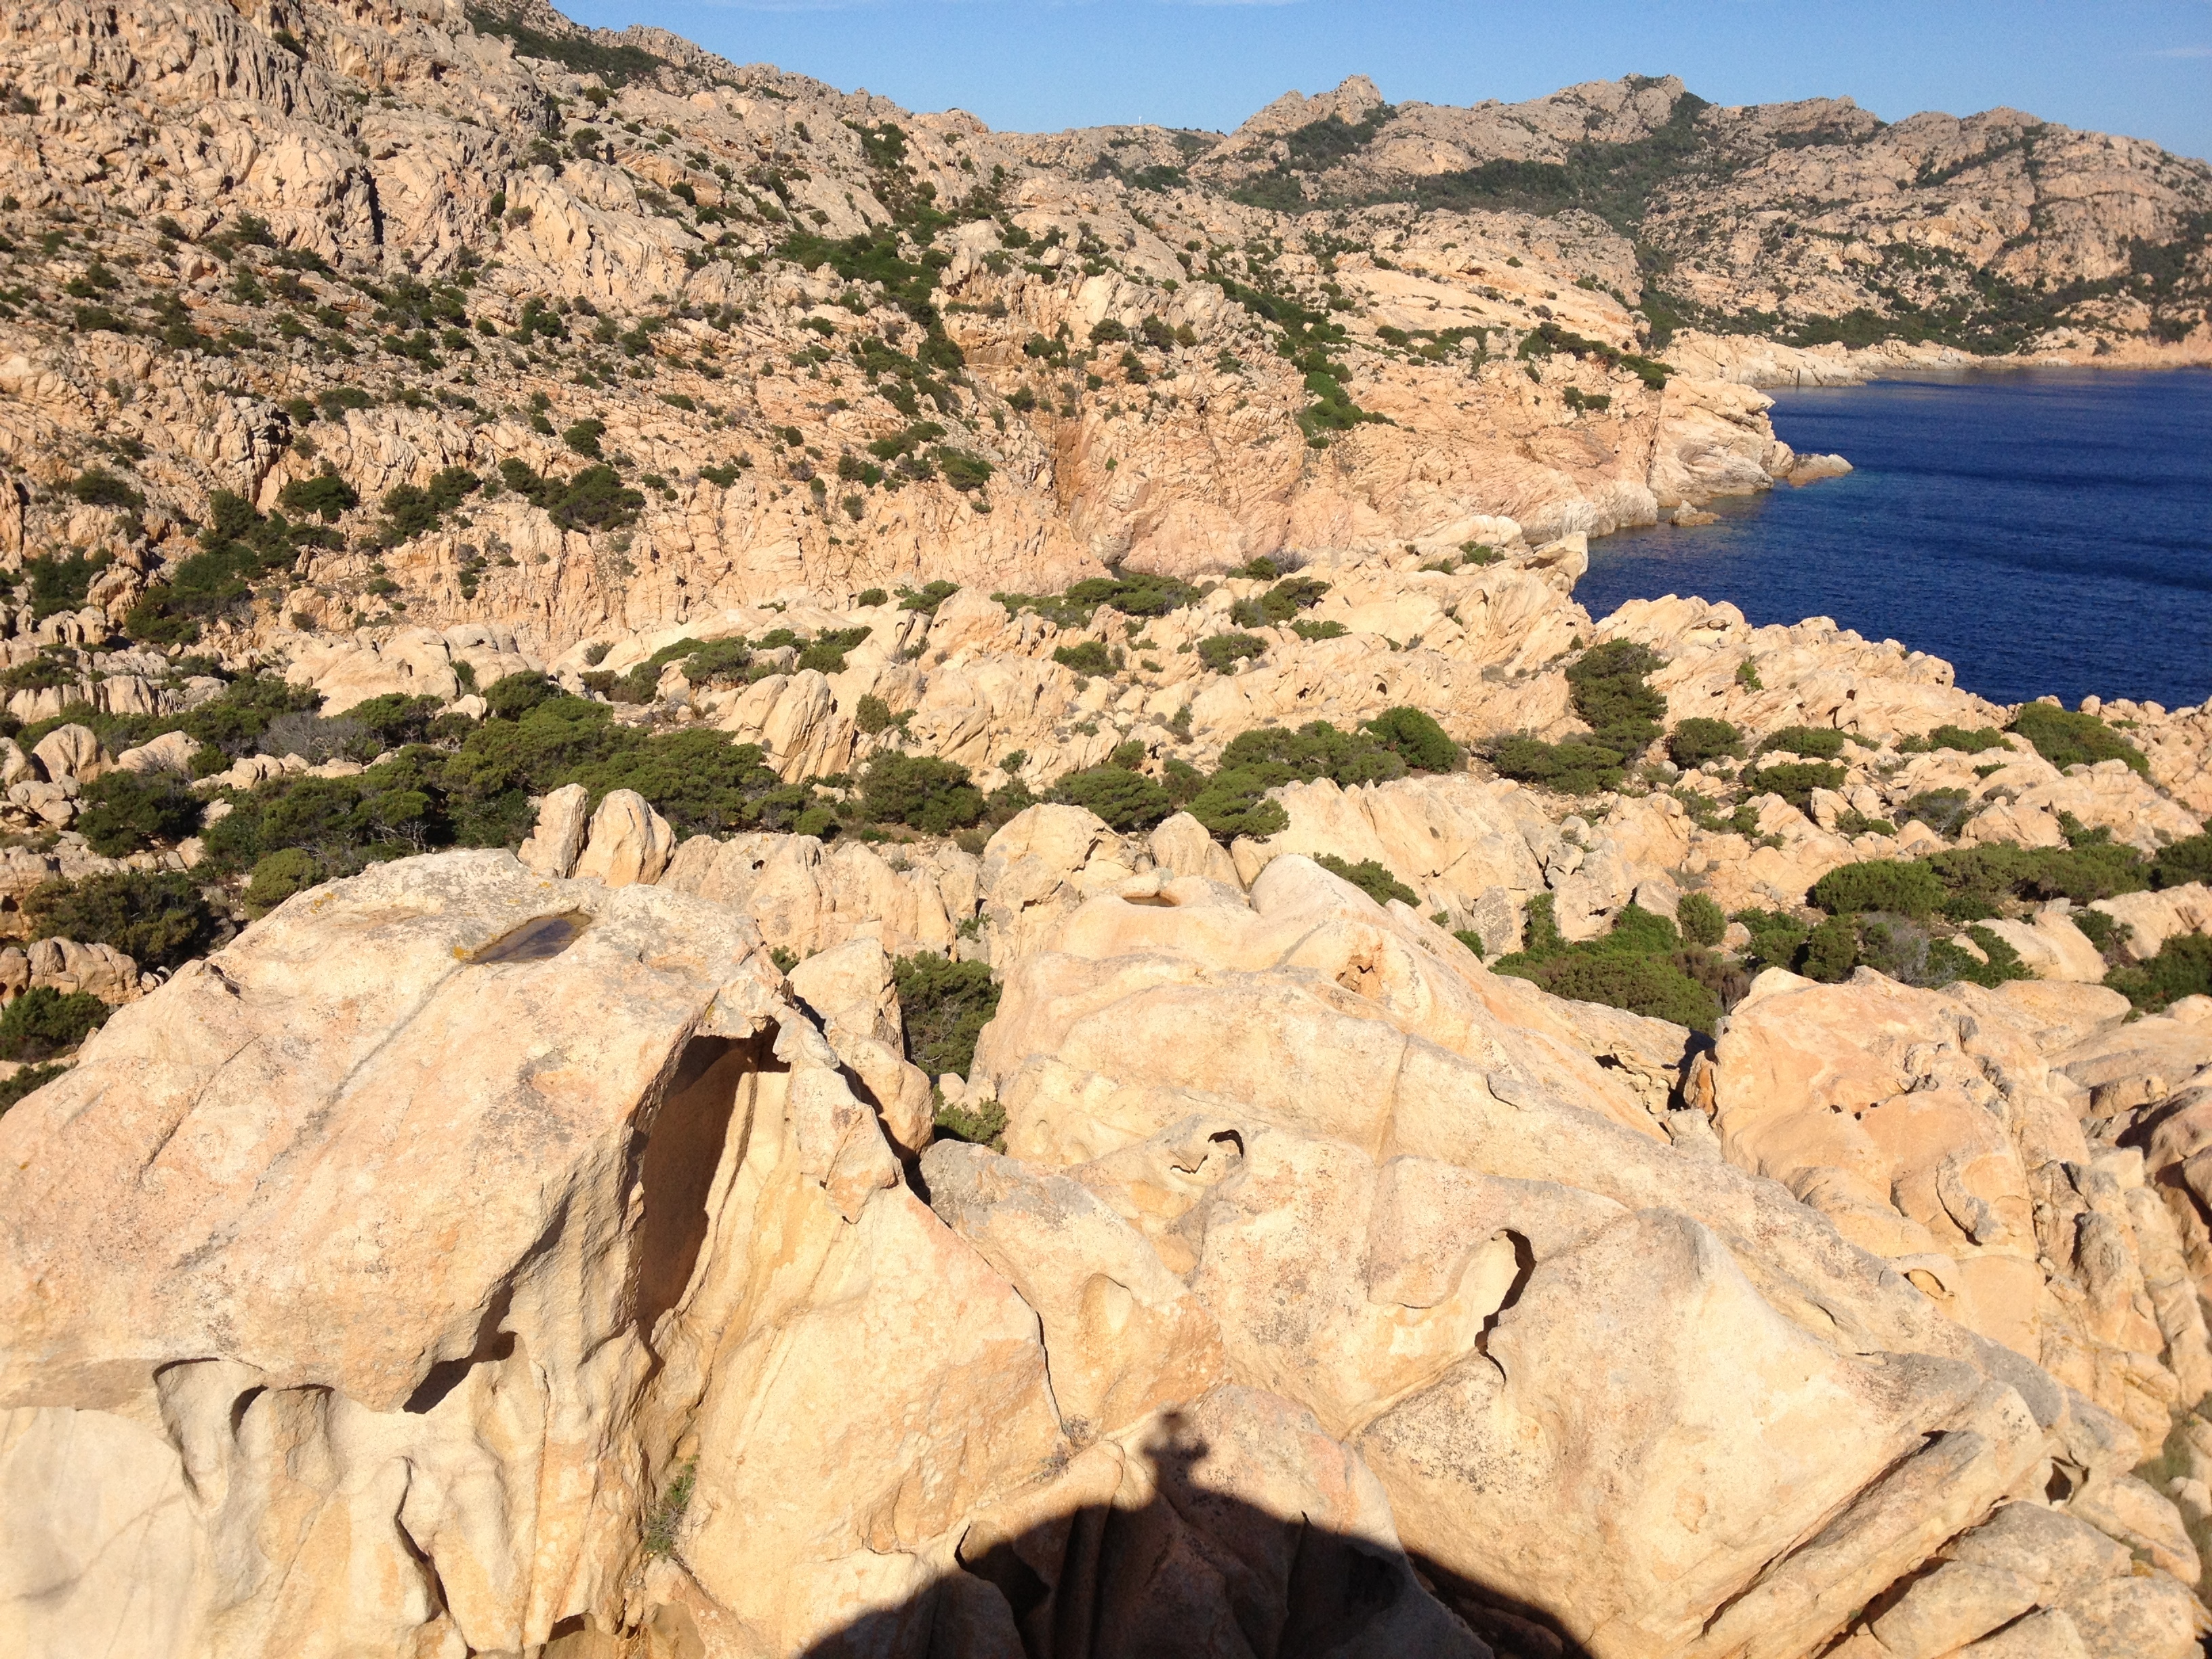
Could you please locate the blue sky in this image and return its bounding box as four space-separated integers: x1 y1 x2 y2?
562 1 2212 161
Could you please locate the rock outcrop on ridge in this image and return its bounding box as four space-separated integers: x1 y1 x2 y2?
3 3 2212 1656
4 847 2210 1658
0 0 2199 670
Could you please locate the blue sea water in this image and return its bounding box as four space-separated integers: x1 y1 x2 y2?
1575 368 2212 710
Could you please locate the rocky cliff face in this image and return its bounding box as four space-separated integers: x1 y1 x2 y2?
5 0 2196 668
5 844 2211 1658
5 4 2212 1656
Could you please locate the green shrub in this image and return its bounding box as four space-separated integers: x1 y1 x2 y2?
2072 908 2127 957
245 848 323 912
1222 722 1406 788
1489 902 1721 1031
1925 842 2148 908
24 869 221 972
996 573 1200 629
1315 855 1417 907
177 672 324 755
1052 640 1114 676
898 579 960 615
68 466 143 510
1361 705 1460 773
857 588 889 607
276 472 359 522
2106 935 2212 1014
1529 953 1721 1032
1196 632 1267 672
1051 765 1173 832
1667 718 1741 768
483 670 563 720
2008 703 2148 776
1185 771 1290 842
861 752 983 833
1746 760 1845 808
0 1061 67 1115
1898 724 2007 755
562 730 821 839
76 770 203 857
855 693 894 735
1954 925 2032 989
933 1093 1007 1150
0 987 110 1061
677 638 755 687
346 693 445 752
1799 915 1860 981
1677 892 1725 947
1811 860 1948 916
1734 909 1809 970
2153 834 2212 891
28 551 111 622
1565 640 1666 757
1454 929 1486 959
893 954 1001 1078
1490 735 1630 796
1757 725 1847 760
1898 789 1974 838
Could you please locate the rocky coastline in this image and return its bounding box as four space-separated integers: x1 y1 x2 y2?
2 3 2212 1656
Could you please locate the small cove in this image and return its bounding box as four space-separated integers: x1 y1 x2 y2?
1576 367 2212 710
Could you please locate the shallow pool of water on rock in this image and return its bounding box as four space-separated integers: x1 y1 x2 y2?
1578 367 2212 709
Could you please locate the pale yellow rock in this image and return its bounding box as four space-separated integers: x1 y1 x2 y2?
1147 810 1240 886
573 787 676 887
112 729 196 777
29 722 103 783
516 781 591 878
922 1139 1227 1439
1980 908 2109 983
0 852 792 1656
789 935 934 1158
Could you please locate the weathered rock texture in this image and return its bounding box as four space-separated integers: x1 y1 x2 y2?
7 854 2212 1656
0 1 2199 674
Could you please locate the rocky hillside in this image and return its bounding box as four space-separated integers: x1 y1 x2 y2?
6 3 2212 1656
5 0 2200 675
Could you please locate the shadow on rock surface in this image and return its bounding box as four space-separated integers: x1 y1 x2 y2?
558 1405 1586 1659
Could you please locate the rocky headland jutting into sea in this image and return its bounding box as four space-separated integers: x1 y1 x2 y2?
3 2 2212 1655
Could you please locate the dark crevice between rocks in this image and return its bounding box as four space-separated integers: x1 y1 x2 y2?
631 1031 764 1344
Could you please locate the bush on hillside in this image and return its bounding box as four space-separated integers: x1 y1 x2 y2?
1811 860 1949 916
1051 765 1173 832
0 987 111 1061
861 752 984 833
23 869 222 973
1051 640 1114 676
1756 725 1847 760
1898 789 1974 838
1361 705 1460 773
893 954 1000 1079
1898 724 2007 755
1315 855 1417 907
1677 892 1725 947
1666 718 1741 768
1196 631 1267 672
2106 935 2212 1014
1564 640 1666 758
1489 735 1630 796
2008 703 2148 776
2153 833 2212 890
1745 760 1844 808
75 770 203 857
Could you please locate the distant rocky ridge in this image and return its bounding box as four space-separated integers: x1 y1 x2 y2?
0 0 2202 671
5 3 2212 1656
